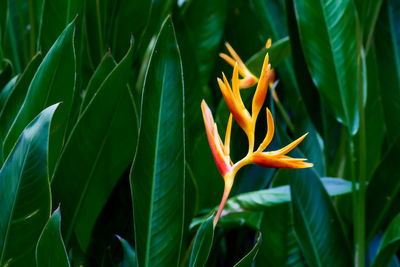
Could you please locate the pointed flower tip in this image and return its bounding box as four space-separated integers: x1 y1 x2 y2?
201 100 232 177
266 38 272 48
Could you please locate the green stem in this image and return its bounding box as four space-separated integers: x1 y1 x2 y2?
355 48 367 267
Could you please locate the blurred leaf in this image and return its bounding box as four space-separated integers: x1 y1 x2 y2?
80 51 116 113
3 0 43 72
256 204 305 266
0 75 18 110
38 1 83 54
285 0 323 135
371 213 400 267
290 168 352 266
3 20 76 175
0 104 58 266
35 207 70 267
112 0 151 61
355 0 384 48
292 0 359 134
366 137 400 240
374 0 400 141
117 235 137 267
0 53 42 163
51 38 136 251
0 59 12 89
84 0 118 65
354 45 385 180
188 132 224 211
233 231 262 266
0 0 6 45
181 0 227 85
246 36 291 73
136 0 175 58
189 216 214 267
130 17 185 267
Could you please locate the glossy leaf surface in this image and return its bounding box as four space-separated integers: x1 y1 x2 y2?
130 17 185 267
52 38 137 250
293 0 359 134
35 207 70 267
0 104 58 266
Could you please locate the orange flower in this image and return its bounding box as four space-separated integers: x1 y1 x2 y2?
201 47 312 226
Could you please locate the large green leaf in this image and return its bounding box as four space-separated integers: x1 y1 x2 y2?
0 53 42 163
374 0 400 141
130 17 185 267
371 213 400 267
366 137 400 241
38 0 83 54
3 20 76 175
189 216 214 267
290 168 352 266
285 0 323 135
0 104 58 266
51 38 137 250
256 204 305 267
293 0 359 134
35 207 70 267
191 178 353 228
233 231 262 266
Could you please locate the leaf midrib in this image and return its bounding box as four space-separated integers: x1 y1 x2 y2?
144 55 168 267
292 190 323 267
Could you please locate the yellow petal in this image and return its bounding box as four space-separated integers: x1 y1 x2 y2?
252 53 270 120
269 133 308 156
257 108 274 152
224 114 233 156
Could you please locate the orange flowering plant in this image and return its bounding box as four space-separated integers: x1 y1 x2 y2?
201 44 313 226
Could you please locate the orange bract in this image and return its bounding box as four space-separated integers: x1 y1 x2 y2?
201 42 313 226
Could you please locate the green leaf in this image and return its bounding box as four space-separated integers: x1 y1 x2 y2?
51 38 137 250
256 204 305 267
35 207 70 267
246 37 291 72
191 178 353 229
189 216 214 267
181 0 227 85
3 20 76 175
371 213 400 267
293 0 359 134
116 235 138 267
2 0 43 72
285 0 324 135
374 0 400 141
233 231 262 267
130 17 185 267
0 75 18 111
355 0 384 48
290 169 352 267
38 1 83 54
366 137 400 241
80 51 116 113
111 0 151 61
0 104 58 266
0 53 42 165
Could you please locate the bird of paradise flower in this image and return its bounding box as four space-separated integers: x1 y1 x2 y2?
201 43 313 226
